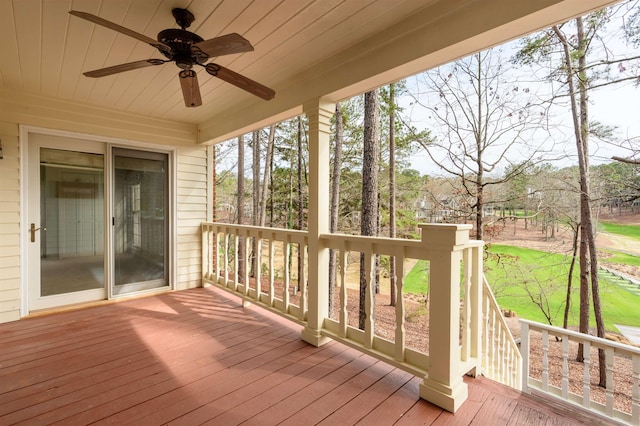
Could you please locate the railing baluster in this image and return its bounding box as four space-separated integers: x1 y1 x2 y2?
498 324 505 382
255 236 262 301
243 234 250 298
583 340 591 407
483 296 490 375
299 242 307 320
542 330 549 391
201 224 210 279
633 354 640 424
606 347 614 415
461 247 471 362
491 309 498 377
561 334 569 398
233 233 239 291
364 249 375 349
224 232 230 288
394 250 405 362
521 321 530 394
268 239 275 306
214 231 221 282
284 239 290 312
339 247 348 338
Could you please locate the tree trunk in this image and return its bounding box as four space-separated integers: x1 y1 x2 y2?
475 53 484 241
553 21 606 385
259 125 275 227
329 103 344 314
212 145 217 222
297 116 304 292
237 135 245 282
389 83 397 307
575 17 605 387
359 90 380 330
563 223 579 330
269 143 274 227
251 131 260 278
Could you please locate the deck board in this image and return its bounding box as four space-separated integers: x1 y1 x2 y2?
0 287 617 425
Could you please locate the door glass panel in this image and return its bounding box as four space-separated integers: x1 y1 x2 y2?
40 148 105 296
113 149 168 294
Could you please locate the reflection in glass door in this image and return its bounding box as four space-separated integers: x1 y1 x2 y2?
40 148 105 297
113 149 168 295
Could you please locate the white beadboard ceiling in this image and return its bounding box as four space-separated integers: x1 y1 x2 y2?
0 0 619 142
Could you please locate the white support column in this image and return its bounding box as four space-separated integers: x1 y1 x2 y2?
418 223 472 413
301 98 334 347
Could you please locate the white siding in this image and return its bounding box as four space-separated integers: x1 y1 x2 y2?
175 146 209 290
0 121 21 322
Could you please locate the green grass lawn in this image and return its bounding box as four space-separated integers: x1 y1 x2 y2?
599 221 640 240
403 260 430 293
403 244 640 332
601 249 640 267
485 244 640 331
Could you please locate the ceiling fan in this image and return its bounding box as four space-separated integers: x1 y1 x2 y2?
69 8 275 107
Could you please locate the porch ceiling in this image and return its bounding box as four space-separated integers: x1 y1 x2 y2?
0 0 619 144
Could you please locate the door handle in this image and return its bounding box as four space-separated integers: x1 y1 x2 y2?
30 223 46 243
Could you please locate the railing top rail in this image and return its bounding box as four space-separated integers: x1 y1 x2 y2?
320 232 424 247
466 240 484 248
521 319 640 355
201 221 308 237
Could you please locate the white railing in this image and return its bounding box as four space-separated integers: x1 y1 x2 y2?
481 276 522 389
521 320 640 425
319 231 444 377
201 221 516 413
201 222 309 324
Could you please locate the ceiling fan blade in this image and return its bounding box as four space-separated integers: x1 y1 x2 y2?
83 59 166 78
192 33 254 58
69 10 171 53
179 70 202 107
205 63 275 100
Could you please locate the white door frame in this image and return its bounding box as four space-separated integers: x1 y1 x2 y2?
20 126 177 317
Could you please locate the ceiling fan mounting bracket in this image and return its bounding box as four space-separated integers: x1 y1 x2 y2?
172 8 195 30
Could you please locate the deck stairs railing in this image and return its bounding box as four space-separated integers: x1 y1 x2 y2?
521 320 640 425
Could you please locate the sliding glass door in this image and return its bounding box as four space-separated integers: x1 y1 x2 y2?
112 148 169 295
27 133 172 311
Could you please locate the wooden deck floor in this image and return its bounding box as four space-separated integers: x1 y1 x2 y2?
0 287 615 425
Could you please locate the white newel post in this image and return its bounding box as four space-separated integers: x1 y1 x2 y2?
469 243 483 373
419 223 472 413
301 98 334 347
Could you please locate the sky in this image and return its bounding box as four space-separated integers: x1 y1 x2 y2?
401 33 640 177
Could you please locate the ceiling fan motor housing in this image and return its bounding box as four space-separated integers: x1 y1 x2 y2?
157 28 206 68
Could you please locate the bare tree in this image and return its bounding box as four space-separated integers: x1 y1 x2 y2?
552 21 605 380
412 49 549 239
515 0 640 384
